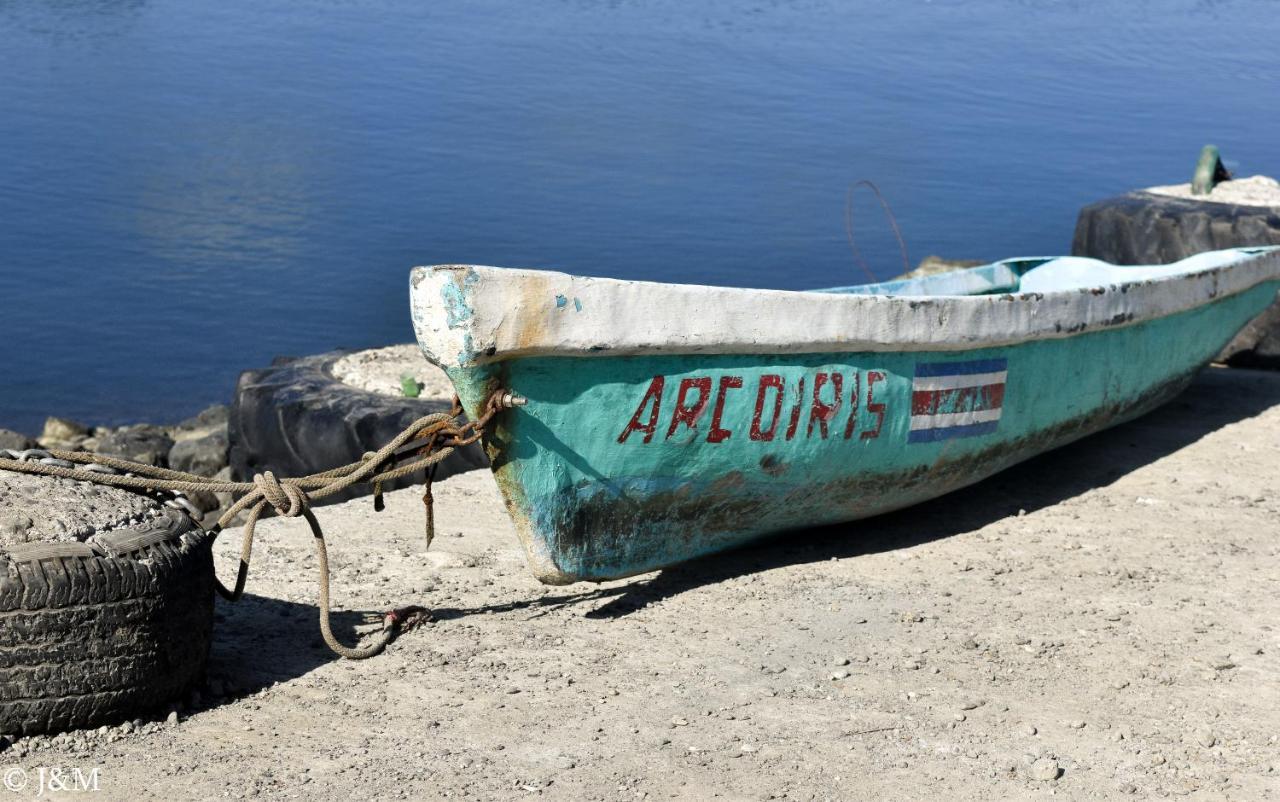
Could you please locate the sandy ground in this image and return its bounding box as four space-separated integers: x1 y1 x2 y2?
1146 175 1280 207
6 366 1280 801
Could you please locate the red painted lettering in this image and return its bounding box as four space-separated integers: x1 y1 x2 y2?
665 377 713 439
861 370 886 440
617 376 665 444
707 376 744 443
750 375 785 441
784 377 806 441
807 372 843 439
843 371 862 439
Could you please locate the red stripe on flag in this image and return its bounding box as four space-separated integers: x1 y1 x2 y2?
911 383 1005 417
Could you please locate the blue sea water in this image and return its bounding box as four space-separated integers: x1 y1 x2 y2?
1 0 1277 433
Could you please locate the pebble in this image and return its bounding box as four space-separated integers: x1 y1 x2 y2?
1022 725 1038 737
960 699 985 711
833 657 850 667
1195 728 1217 748
1210 657 1236 671
166 711 179 726
830 670 850 681
1027 757 1061 782
1068 720 1086 729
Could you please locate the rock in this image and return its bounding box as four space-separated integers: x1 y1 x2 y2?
182 489 222 515
960 699 985 711
1022 724 1038 737
168 430 229 477
166 711 179 726
41 416 89 445
95 425 174 467
1068 720 1086 729
1195 728 1216 748
0 429 36 451
212 467 237 512
0 513 34 541
1072 189 1280 368
1219 301 1280 368
1027 757 1061 782
171 405 231 442
892 255 985 282
830 670 850 681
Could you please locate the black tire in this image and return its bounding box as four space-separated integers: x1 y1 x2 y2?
0 505 214 736
228 351 487 502
1073 192 1280 367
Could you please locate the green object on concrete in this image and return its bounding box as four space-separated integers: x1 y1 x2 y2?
1191 144 1231 195
399 373 421 398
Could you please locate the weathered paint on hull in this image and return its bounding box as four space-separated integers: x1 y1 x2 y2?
442 279 1280 584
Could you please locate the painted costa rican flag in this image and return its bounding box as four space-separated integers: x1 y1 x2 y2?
908 358 1008 444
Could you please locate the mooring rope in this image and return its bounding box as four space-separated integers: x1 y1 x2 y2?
0 390 515 659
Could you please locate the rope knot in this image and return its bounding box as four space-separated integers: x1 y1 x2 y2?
253 471 308 517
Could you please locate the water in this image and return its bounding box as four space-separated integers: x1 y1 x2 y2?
2 0 1277 434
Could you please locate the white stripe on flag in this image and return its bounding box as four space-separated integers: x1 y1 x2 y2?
911 371 1008 392
909 407 1004 431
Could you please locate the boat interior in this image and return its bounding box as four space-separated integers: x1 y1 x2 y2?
823 246 1276 298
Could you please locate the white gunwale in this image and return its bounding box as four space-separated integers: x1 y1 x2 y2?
409 249 1280 370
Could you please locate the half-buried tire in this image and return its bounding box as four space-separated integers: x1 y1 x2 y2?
0 471 214 736
229 349 487 503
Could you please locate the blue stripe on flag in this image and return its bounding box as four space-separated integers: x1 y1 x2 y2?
914 358 1008 378
906 420 1001 443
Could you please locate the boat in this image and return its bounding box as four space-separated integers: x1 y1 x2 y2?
409 246 1280 585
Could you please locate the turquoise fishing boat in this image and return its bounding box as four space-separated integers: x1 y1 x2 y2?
410 247 1280 585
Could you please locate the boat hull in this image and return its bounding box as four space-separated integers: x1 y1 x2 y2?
437 279 1279 583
